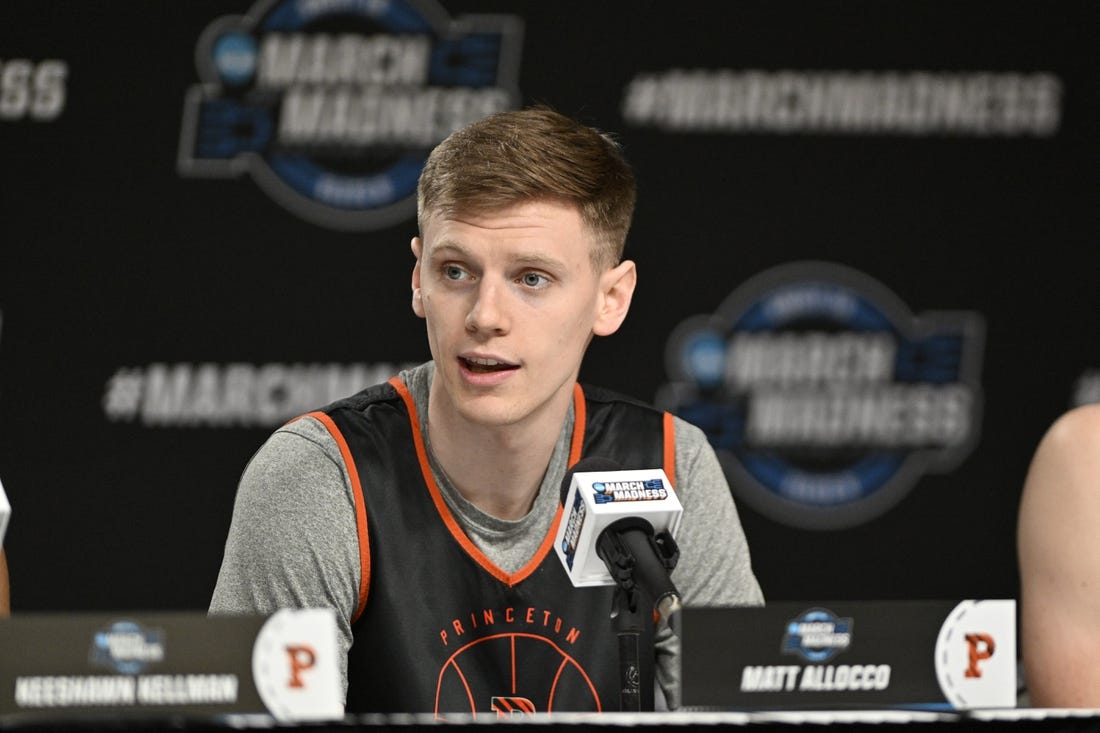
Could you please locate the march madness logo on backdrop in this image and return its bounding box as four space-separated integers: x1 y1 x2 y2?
178 0 523 231
657 261 984 530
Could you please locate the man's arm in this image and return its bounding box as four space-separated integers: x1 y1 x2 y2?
671 417 764 608
210 418 362 697
1018 404 1100 707
654 417 765 710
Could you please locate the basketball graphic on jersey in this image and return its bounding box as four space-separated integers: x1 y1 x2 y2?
435 632 602 716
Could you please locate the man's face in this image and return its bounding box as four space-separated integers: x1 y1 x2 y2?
411 199 634 430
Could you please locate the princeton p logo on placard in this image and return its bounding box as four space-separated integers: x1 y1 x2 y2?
252 609 342 721
285 645 317 688
934 600 1016 708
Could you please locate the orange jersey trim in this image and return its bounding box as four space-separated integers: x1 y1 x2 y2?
389 377 523 586
568 383 587 466
662 411 676 488
537 384 590 586
389 378 589 588
301 410 372 623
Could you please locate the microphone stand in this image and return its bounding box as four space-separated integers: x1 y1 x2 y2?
609 581 645 712
597 522 681 713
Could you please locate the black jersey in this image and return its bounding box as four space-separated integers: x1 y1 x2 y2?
310 376 676 717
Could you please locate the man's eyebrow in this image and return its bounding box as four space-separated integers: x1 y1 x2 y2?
510 251 568 270
427 239 469 258
428 240 568 271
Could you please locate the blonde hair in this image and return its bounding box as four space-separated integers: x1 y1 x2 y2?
417 105 636 271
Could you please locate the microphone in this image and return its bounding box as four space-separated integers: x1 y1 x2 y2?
554 456 684 625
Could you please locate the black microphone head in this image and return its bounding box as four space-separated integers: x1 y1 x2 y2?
559 456 622 505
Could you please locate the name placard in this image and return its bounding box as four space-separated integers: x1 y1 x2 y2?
682 600 1016 711
0 609 343 723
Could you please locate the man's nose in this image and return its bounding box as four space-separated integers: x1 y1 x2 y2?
465 279 510 335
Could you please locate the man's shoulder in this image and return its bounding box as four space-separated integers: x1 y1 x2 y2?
320 381 401 414
581 383 660 412
581 384 706 437
318 362 430 415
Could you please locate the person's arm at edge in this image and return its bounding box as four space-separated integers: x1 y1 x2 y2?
0 548 9 616
1018 404 1100 707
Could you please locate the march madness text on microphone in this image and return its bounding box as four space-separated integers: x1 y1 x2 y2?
554 457 683 588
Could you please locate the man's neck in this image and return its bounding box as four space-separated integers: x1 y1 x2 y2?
427 392 571 520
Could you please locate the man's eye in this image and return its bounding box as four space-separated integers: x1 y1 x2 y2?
521 272 549 287
443 265 466 280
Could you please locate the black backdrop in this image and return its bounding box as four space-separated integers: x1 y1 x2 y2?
0 0 1096 613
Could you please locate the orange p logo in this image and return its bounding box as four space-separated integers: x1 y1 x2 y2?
286 644 317 688
964 633 995 678
491 696 536 717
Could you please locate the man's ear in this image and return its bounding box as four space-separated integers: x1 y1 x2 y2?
411 236 425 318
593 259 637 337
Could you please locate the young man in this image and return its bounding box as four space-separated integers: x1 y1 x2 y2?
210 106 763 714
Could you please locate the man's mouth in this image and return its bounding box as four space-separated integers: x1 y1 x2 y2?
461 356 518 374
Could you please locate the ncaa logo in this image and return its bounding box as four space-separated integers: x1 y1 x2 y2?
89 620 165 675
657 261 984 530
178 0 523 231
781 607 853 663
